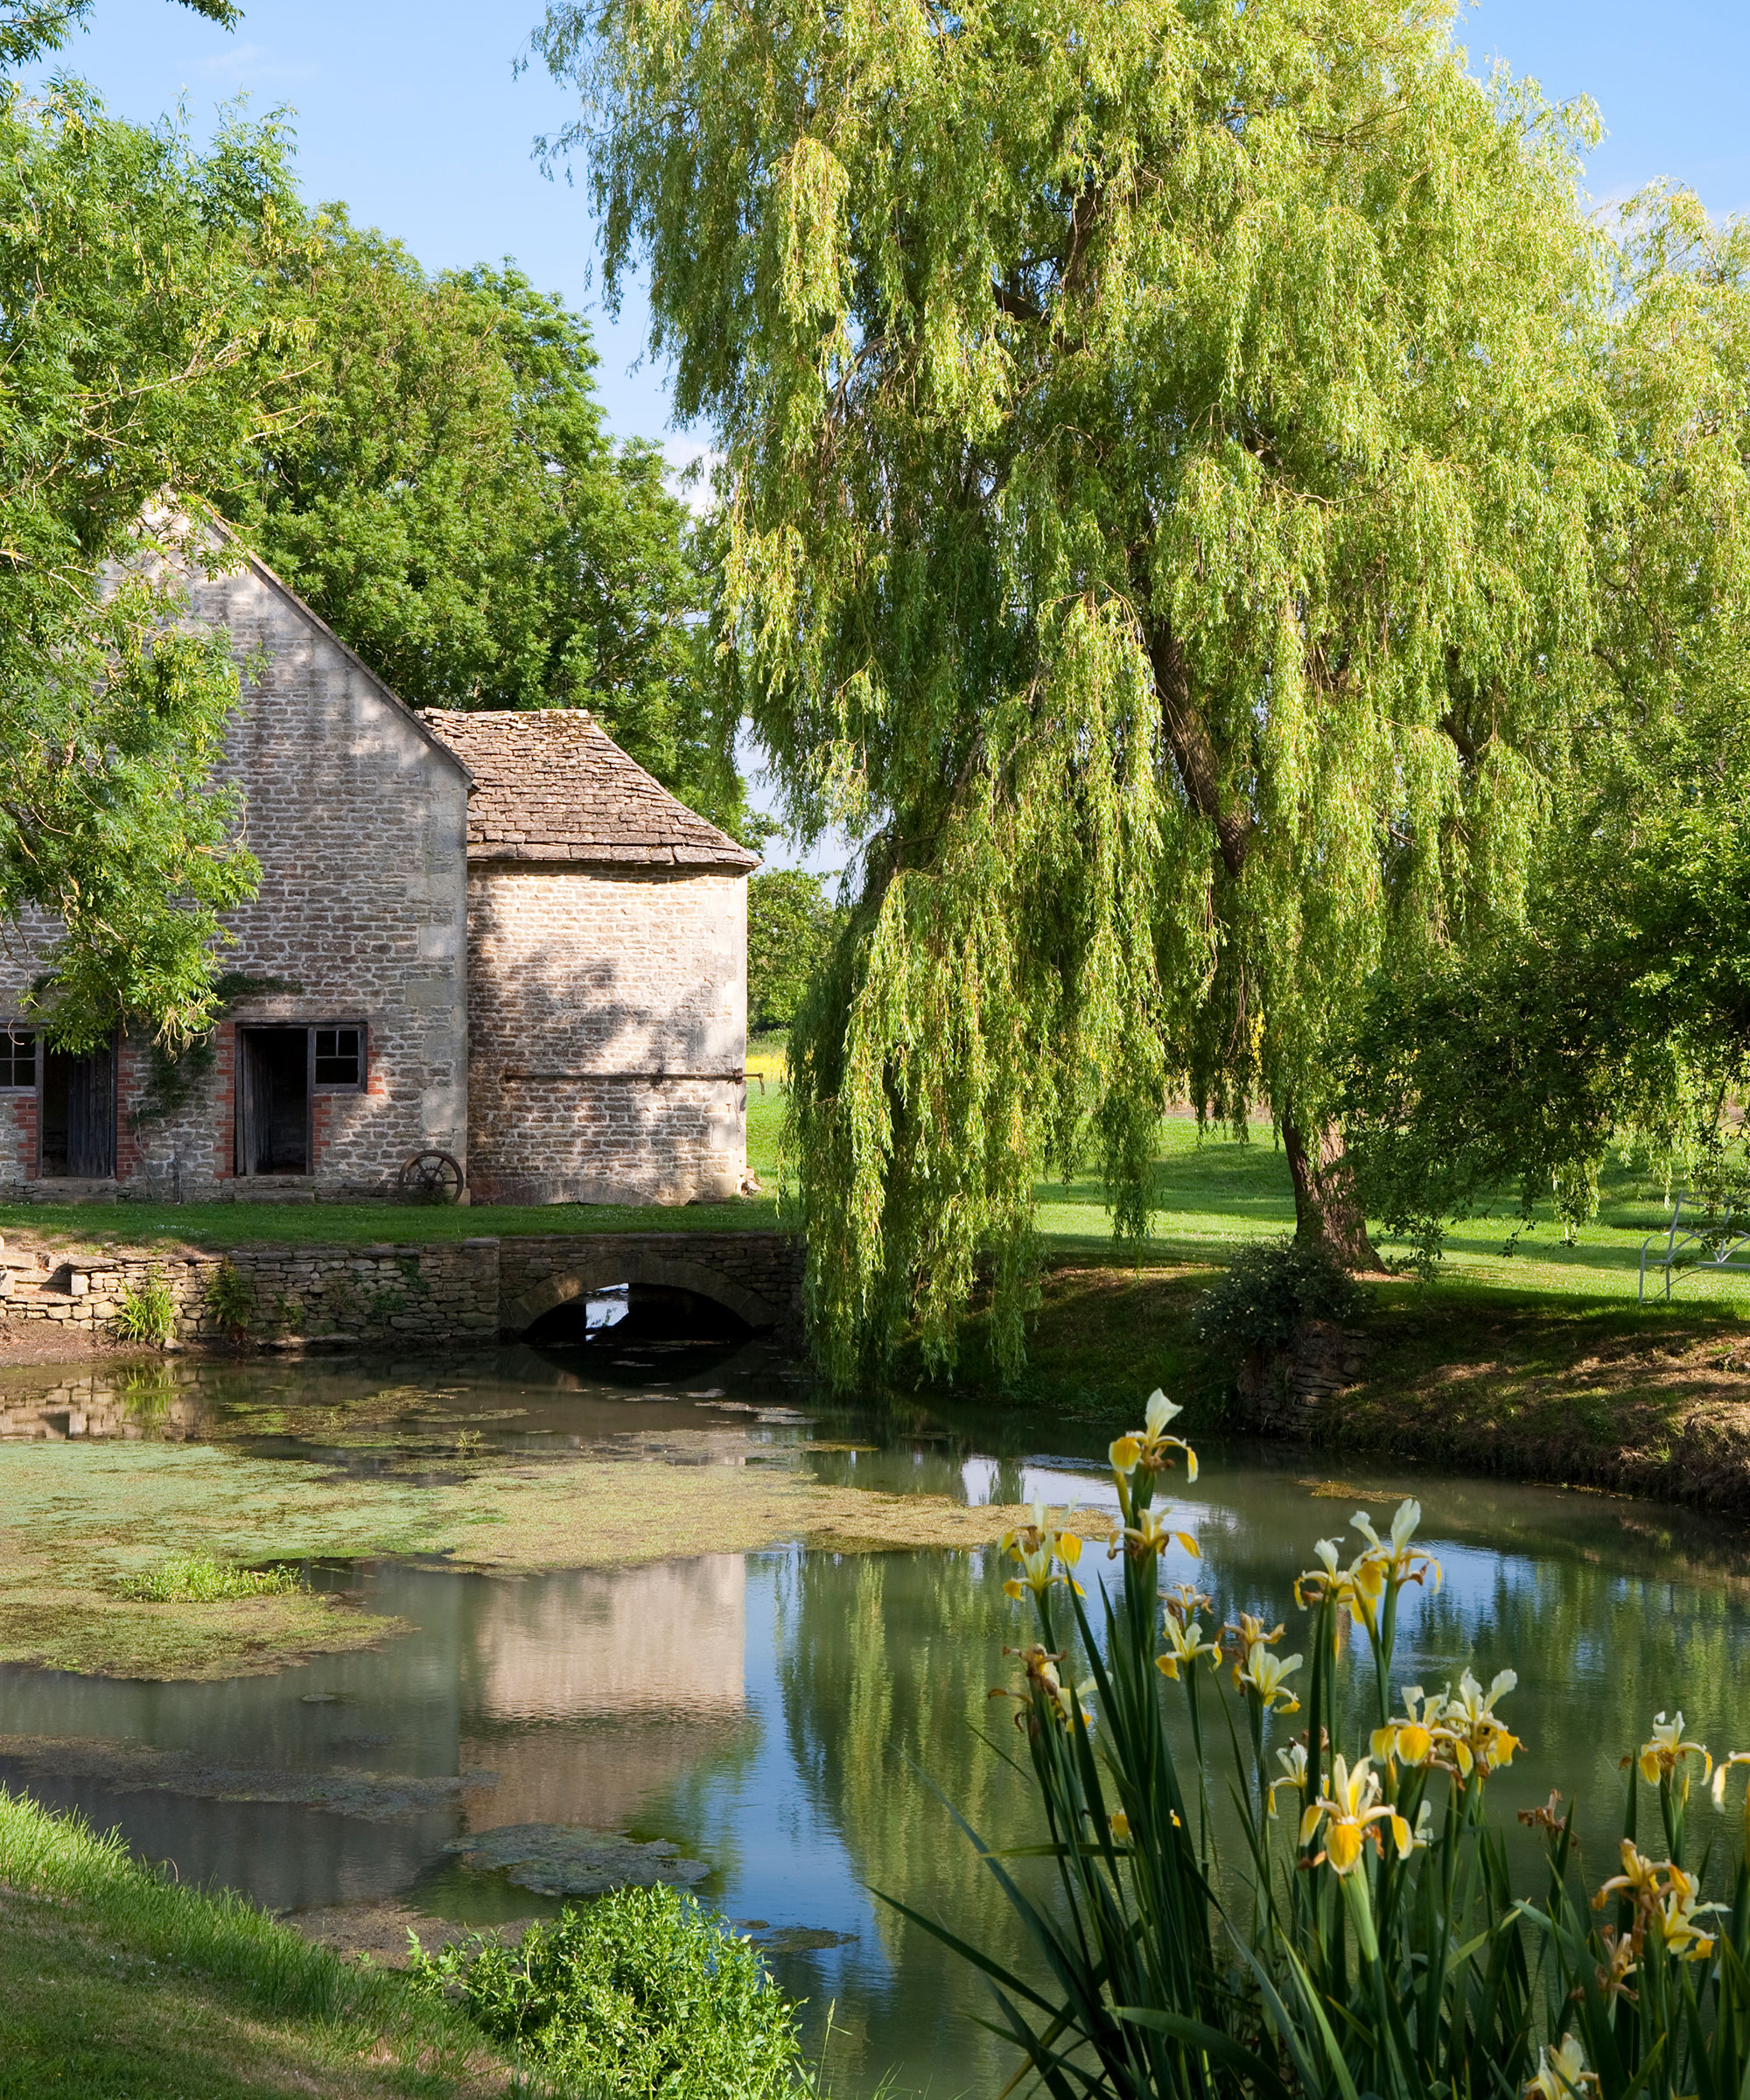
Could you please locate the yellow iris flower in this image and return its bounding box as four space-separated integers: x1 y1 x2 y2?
1298 1754 1413 1873
1118 1507 1200 1561
1229 1612 1286 1649
1237 1639 1303 1714
1523 2035 1597 2100
1109 1390 1199 1484
1712 1749 1750 1810
993 1642 1096 1732
1294 1537 1368 1626
1350 1500 1442 1598
1371 1685 1439 1768
1637 1712 1712 1796
1156 1614 1222 1681
1266 1741 1308 1816
1593 1838 1665 1911
1711 1750 1750 1852
1648 1864 1721 1962
999 1498 1085 1600
1436 1668 1521 1776
1162 1581 1214 1622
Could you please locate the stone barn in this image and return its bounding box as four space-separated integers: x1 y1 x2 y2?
0 532 757 1205
418 710 758 1206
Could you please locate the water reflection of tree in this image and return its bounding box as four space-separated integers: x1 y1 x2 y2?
774 1498 1750 2095
1166 1498 1750 1894
775 1548 1048 2090
802 1441 1031 1508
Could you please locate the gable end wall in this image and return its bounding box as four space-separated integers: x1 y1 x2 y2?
0 559 471 1197
466 862 748 1204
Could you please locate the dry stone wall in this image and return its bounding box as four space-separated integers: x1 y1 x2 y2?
0 1230 803 1352
1 1239 500 1346
466 865 747 1205
1234 1318 1375 1432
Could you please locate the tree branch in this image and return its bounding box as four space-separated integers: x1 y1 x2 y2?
1144 618 1251 878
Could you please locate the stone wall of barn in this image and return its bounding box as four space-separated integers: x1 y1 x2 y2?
0 548 472 1199
464 864 748 1205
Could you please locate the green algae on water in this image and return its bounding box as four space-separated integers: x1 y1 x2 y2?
0 1437 1111 1681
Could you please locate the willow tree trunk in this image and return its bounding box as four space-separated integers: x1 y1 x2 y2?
1282 1116 1380 1270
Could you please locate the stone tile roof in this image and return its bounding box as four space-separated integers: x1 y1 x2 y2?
418 709 759 872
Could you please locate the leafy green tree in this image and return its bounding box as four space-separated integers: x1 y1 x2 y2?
217 213 752 836
1346 193 1750 1253
2 0 236 67
536 0 1630 1376
1346 727 1750 1254
0 67 297 1046
746 870 836 1032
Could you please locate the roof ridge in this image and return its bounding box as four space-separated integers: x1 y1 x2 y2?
416 707 760 873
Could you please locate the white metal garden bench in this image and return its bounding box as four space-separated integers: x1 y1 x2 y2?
1638 1193 1750 1304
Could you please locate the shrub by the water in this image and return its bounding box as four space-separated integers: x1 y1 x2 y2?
410 1883 813 2097
113 1268 178 1347
206 1259 255 1338
122 1553 301 1603
1192 1236 1362 1357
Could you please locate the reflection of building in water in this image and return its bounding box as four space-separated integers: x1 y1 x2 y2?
0 1369 201 1442
459 1555 748 1831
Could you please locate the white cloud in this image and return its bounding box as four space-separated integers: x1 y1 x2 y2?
198 41 318 88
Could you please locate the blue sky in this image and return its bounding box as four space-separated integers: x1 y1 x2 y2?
42 0 1750 864
49 0 1750 452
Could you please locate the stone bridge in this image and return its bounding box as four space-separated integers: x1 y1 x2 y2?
498 1231 805 1350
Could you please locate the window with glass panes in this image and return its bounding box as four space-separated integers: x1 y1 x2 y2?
0 1030 36 1090
312 1025 364 1090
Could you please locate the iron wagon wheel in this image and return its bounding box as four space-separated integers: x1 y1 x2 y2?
398 1150 466 1204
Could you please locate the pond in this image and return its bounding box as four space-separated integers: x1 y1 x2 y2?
4 1340 1750 2097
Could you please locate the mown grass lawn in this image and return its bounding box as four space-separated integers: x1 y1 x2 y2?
1040 1114 1750 1312
0 1093 789 1250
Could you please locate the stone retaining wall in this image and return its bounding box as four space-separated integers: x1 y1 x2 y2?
1234 1318 1374 1433
0 1230 804 1353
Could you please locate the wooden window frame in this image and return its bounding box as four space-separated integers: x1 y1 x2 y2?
0 1027 37 1093
312 1021 368 1095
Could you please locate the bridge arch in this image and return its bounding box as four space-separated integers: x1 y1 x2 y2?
495 1231 803 1349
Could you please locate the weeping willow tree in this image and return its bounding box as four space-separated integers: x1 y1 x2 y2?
536 0 1622 1378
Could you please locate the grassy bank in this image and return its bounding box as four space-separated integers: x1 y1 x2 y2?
0 1097 791 1250
933 1259 1750 1516
1320 1284 1750 1510
0 1787 507 2099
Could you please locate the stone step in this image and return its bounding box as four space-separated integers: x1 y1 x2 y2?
23 1180 120 1204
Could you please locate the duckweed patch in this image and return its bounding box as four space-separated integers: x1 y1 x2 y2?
443 1824 710 1900
121 1551 303 1602
0 1438 1112 1679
